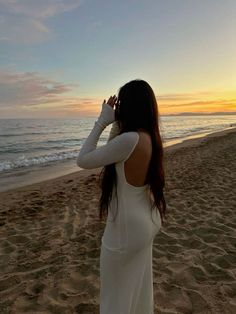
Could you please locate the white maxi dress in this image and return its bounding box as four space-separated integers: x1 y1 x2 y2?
76 103 162 314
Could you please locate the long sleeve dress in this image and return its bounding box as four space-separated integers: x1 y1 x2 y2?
77 104 162 314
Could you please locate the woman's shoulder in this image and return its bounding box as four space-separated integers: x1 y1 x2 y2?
115 131 139 146
136 130 152 144
117 130 152 147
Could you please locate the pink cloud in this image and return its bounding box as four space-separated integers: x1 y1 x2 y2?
0 70 76 107
0 69 102 118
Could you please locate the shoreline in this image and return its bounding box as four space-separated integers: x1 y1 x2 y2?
0 125 235 313
0 126 235 194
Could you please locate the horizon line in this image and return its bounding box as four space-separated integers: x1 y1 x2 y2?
1 111 236 119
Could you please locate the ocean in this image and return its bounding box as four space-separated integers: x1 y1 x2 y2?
0 115 235 192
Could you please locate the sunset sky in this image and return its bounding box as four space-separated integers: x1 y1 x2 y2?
0 0 235 118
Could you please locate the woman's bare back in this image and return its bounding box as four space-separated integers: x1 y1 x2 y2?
124 131 152 187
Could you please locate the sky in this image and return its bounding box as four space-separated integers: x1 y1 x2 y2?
0 0 235 118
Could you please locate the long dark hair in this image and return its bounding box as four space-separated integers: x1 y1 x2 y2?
98 79 166 225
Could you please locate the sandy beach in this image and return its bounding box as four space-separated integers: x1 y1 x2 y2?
0 127 235 314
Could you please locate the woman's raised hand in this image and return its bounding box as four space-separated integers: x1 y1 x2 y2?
97 95 117 127
103 95 117 108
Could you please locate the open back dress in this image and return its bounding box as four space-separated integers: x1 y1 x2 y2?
76 104 162 314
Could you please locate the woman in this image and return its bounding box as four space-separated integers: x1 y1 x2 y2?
77 79 166 314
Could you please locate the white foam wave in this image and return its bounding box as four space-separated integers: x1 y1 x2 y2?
0 150 79 172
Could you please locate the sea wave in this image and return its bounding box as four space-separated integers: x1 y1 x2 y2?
0 149 79 172
0 138 82 154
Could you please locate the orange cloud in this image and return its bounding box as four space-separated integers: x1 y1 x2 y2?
1 69 235 118
156 91 236 114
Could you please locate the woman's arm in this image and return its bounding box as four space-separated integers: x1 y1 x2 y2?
76 101 138 169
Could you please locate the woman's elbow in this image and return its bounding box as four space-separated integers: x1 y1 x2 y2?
77 156 85 168
76 156 91 169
